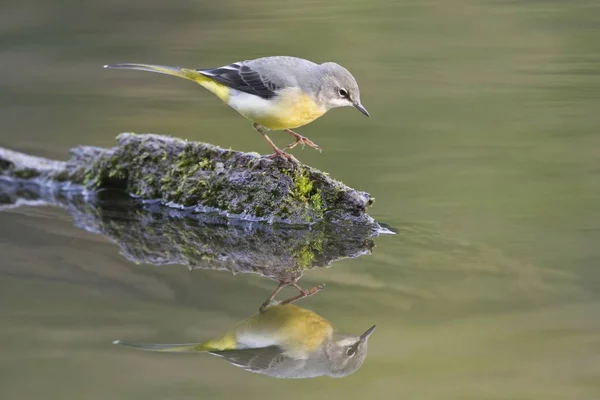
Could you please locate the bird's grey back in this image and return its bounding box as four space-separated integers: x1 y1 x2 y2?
245 56 321 91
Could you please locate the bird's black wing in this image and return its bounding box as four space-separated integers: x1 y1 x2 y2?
197 63 282 99
209 346 288 373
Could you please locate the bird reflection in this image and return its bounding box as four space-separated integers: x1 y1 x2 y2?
114 290 375 379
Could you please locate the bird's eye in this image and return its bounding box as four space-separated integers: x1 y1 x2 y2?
346 347 356 356
338 88 348 98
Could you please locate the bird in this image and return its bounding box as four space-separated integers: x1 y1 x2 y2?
113 303 376 379
104 56 370 159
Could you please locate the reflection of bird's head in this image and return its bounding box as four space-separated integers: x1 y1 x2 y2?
323 325 376 377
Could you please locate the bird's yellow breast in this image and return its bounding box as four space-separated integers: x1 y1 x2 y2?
226 87 327 131
259 89 326 130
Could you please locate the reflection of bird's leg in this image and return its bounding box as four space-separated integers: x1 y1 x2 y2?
259 277 325 312
253 123 297 161
280 283 325 306
289 280 312 295
283 129 322 152
259 281 287 313
279 276 324 305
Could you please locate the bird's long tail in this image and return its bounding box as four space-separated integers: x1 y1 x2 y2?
104 63 202 81
112 339 208 353
104 63 230 102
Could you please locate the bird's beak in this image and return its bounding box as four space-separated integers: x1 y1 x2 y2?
360 325 376 341
353 102 370 117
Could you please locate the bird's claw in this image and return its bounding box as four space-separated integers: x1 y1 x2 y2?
284 129 321 152
284 136 321 152
266 149 299 163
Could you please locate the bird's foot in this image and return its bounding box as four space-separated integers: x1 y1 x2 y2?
284 129 322 152
266 148 299 163
253 123 300 162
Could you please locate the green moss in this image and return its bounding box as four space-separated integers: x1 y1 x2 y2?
53 170 70 182
198 158 212 170
293 170 313 200
295 245 316 268
24 133 375 225
108 166 126 180
175 156 194 170
286 168 325 220
13 168 40 180
187 187 200 197
310 190 323 213
292 232 325 268
81 140 324 222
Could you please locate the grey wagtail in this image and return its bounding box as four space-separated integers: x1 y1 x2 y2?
104 56 369 159
113 303 375 379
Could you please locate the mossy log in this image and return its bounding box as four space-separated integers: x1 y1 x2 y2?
0 133 376 226
0 179 376 280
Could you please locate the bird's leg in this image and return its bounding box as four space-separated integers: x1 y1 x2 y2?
252 123 297 161
283 129 322 152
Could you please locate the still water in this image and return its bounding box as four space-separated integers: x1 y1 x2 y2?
1 0 600 399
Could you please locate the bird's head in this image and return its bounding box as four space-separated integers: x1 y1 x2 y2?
318 62 369 117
